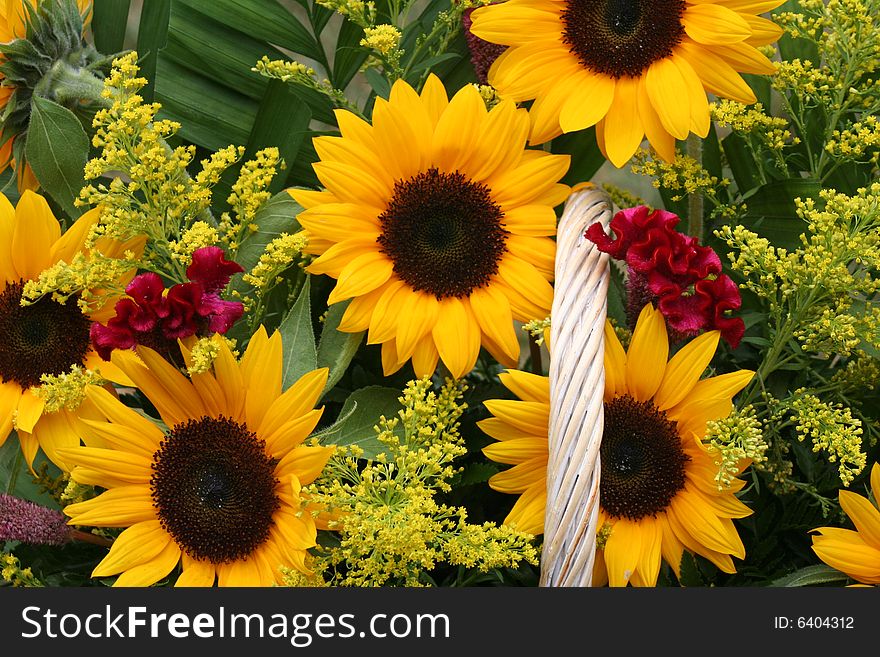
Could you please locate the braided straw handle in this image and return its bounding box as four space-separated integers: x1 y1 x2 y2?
540 186 613 587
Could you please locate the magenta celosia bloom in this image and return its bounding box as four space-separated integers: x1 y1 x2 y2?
462 7 507 85
586 206 745 348
91 247 244 362
0 494 70 546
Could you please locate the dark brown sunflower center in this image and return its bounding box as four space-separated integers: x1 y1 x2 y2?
0 280 91 388
561 0 686 78
151 416 280 563
600 394 689 520
377 167 508 299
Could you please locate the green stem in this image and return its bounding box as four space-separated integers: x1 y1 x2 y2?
686 134 704 241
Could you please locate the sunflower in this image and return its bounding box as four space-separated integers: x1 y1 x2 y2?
811 462 880 586
469 0 785 166
479 304 755 586
61 331 334 587
0 0 92 189
0 190 139 470
291 75 570 380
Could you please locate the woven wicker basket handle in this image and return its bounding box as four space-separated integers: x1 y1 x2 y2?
541 186 613 587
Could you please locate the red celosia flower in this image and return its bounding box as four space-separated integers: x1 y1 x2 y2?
462 7 507 85
586 206 745 348
90 247 244 363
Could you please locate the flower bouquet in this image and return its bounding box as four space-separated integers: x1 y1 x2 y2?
0 0 878 590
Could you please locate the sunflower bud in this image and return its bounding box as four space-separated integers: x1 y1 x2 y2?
0 0 103 191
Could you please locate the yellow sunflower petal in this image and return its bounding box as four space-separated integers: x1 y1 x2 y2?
654 330 720 411
64 485 156 527
469 285 521 362
63 446 153 485
714 41 777 75
467 99 531 181
660 516 686 579
432 83 487 173
812 532 880 583
381 339 405 376
30 409 80 470
646 57 692 140
91 520 172 577
276 445 335 486
337 287 384 333
838 490 880 549
84 386 166 439
604 519 641 587
111 349 200 428
257 368 328 439
410 333 440 378
502 204 558 237
488 151 570 210
372 94 427 181
603 321 627 401
47 208 99 264
483 398 549 436
419 73 449 126
175 554 216 587
669 370 754 419
677 41 756 104
262 409 324 458
682 3 752 44
488 459 546 494
0 193 16 283
669 491 745 557
483 437 547 465
432 297 481 379
112 540 181 587
241 327 283 430
625 304 669 402
603 75 645 167
637 76 677 162
559 71 616 133
499 369 549 404
15 388 45 434
871 462 880 502
12 190 59 279
528 80 574 146
477 417 540 442
395 291 439 362
503 479 546 536
633 516 663 587
0 381 21 444
496 255 554 315
327 251 394 305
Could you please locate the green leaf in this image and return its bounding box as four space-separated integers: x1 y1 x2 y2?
212 80 312 210
278 276 317 390
317 300 365 397
551 127 605 187
741 179 820 249
178 0 321 61
136 0 171 103
363 67 391 99
0 433 61 509
155 58 256 150
25 96 88 219
322 386 404 458
771 565 850 587
678 552 706 587
721 132 760 194
91 0 132 54
332 17 368 90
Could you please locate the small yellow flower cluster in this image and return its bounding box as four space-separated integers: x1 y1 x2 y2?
32 366 104 413
631 149 729 202
705 406 768 491
601 183 646 211
826 115 880 162
78 53 245 283
772 59 834 103
299 379 538 586
474 84 502 110
60 478 96 507
316 0 376 27
595 522 612 550
251 56 316 83
718 184 880 358
1 553 42 587
831 352 880 392
711 100 799 152
360 24 401 56
168 221 220 267
22 249 137 313
241 231 308 293
522 316 551 345
789 391 866 486
218 147 281 254
252 56 360 115
186 335 238 376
